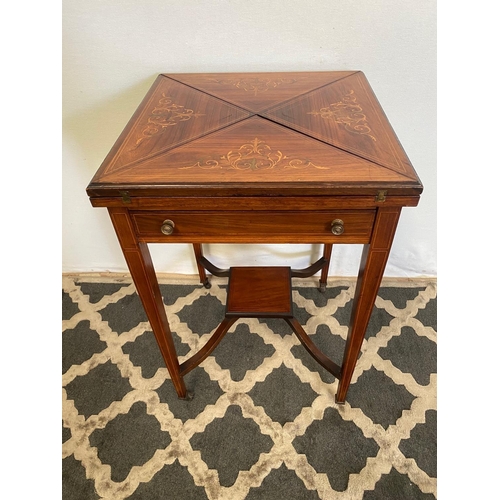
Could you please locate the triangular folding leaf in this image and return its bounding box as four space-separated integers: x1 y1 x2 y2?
99 116 411 186
262 72 416 180
100 75 252 176
165 71 357 113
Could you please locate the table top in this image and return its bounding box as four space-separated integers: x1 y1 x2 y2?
87 71 422 201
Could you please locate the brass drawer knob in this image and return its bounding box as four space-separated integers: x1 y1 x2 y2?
331 219 344 235
160 219 175 235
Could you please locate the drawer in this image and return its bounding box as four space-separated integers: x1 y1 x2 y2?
131 210 375 244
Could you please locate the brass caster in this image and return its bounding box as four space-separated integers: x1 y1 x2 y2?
179 391 194 401
335 394 346 405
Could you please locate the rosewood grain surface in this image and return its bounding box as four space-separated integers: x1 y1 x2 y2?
226 267 293 317
87 71 423 404
165 71 357 112
262 72 415 179
87 71 422 201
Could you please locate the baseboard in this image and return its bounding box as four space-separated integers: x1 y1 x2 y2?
62 272 436 288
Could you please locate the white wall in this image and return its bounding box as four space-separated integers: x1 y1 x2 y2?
62 0 436 277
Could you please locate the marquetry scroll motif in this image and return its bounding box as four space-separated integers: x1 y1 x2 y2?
135 94 205 146
308 90 376 141
210 77 297 96
180 138 329 171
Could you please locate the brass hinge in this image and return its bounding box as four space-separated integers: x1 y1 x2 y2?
119 191 131 204
375 190 387 202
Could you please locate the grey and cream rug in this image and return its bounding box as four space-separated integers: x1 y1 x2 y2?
62 275 437 499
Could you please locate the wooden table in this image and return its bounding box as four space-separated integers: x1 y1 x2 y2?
86 71 422 403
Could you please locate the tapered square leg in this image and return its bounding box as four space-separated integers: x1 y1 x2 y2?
335 207 401 404
193 243 211 288
319 243 333 292
108 208 188 399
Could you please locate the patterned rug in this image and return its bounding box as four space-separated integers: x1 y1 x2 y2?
62 275 437 500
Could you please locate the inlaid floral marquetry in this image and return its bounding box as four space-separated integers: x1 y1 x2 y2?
210 77 297 96
135 94 205 146
88 71 421 194
307 90 376 141
180 137 329 171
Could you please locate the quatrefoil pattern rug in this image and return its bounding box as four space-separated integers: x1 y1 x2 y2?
62 275 437 500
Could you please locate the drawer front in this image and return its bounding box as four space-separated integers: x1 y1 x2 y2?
131 210 375 244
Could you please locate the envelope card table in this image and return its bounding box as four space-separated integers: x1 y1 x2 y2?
86 71 422 403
